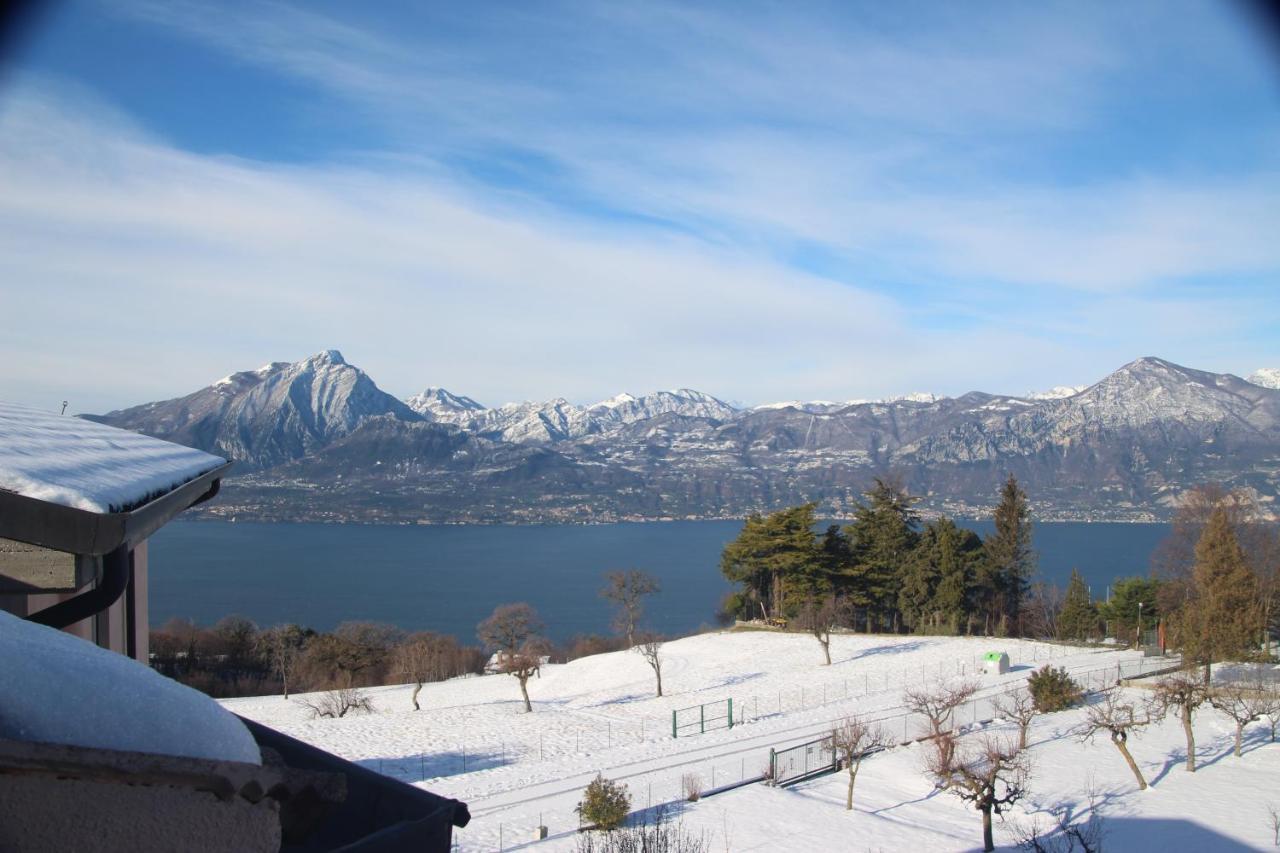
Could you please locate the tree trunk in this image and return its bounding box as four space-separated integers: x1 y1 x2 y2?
653 663 663 697
282 674 289 701
821 637 831 666
1114 738 1147 790
519 675 532 713
411 681 423 712
1182 708 1196 772
1019 722 1028 751
1234 722 1243 757
845 764 859 810
981 803 994 852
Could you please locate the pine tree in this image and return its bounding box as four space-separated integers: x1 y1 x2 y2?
1180 507 1260 680
983 475 1034 635
846 477 920 631
720 504 821 619
1057 569 1097 641
902 516 983 633
1099 576 1160 645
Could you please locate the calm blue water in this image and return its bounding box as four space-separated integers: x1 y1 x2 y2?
147 520 1170 642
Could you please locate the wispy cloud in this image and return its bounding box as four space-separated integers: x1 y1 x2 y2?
1 1 1278 411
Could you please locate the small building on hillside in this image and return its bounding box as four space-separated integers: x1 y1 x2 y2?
982 651 1011 675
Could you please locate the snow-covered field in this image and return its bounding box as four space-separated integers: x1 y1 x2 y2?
223 631 1271 851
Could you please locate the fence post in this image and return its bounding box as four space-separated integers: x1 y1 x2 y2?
729 698 734 729
701 703 706 734
769 748 775 785
672 709 677 739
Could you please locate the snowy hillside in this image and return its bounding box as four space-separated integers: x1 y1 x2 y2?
216 630 1267 851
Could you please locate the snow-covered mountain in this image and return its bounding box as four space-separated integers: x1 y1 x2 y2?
1249 368 1280 390
405 387 486 425
86 350 421 469
407 388 739 444
88 354 1280 521
1023 385 1086 400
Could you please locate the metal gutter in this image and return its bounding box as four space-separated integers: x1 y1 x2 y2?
0 461 232 556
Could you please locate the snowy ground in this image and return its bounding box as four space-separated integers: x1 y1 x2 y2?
225 631 1215 851
638 685 1280 852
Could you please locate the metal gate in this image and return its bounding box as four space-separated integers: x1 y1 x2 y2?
770 735 838 786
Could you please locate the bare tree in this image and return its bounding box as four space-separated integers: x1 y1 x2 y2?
1079 688 1155 790
1261 689 1280 742
994 688 1038 751
1268 803 1280 848
601 569 660 648
798 593 847 666
635 632 665 697
830 715 889 810
301 686 374 719
904 680 979 770
1209 679 1272 757
1154 671 1209 772
927 733 1029 853
256 623 308 699
303 621 404 688
478 603 549 713
394 631 457 711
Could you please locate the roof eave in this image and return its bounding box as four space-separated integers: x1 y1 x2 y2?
0 461 233 556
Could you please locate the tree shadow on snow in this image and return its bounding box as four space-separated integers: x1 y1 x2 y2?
702 671 766 691
357 748 512 782
844 640 930 662
1100 817 1258 852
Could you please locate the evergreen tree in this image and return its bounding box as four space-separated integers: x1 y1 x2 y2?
901 516 983 633
1180 507 1260 680
1100 576 1160 645
1057 569 1097 641
845 477 920 631
983 474 1035 635
720 504 821 619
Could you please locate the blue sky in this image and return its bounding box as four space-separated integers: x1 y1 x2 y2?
1 0 1278 413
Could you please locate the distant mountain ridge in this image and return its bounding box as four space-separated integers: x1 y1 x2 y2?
83 352 1280 523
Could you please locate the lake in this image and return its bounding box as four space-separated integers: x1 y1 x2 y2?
147 520 1171 643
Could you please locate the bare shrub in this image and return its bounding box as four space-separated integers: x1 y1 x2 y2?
1267 803 1280 847
1079 688 1155 790
575 805 708 853
681 772 702 802
301 686 374 719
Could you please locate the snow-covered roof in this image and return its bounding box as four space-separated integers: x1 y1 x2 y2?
0 610 260 764
0 401 227 514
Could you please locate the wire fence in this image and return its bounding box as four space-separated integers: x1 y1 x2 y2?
448 652 1179 851
374 640 1093 783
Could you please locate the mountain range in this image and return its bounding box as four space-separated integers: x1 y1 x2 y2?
83 352 1280 523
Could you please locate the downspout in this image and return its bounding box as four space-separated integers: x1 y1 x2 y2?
25 544 132 630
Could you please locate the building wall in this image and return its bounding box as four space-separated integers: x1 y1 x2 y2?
0 541 149 663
